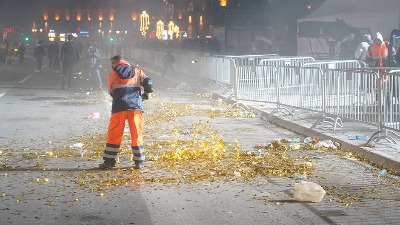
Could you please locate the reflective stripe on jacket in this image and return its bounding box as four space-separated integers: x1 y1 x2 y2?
108 59 153 114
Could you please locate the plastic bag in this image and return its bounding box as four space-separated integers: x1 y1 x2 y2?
314 140 337 149
293 181 326 203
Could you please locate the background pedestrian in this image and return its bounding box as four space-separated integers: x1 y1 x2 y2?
33 40 46 72
60 35 80 90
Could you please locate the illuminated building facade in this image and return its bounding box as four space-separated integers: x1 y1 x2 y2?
1 0 323 54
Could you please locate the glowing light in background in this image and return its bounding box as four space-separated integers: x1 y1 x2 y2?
140 11 150 37
174 25 179 39
306 4 312 10
109 9 115 22
131 11 138 21
98 10 103 21
188 15 192 24
220 0 227 7
76 10 81 21
43 10 48 21
59 33 66 42
156 20 164 39
168 21 174 39
178 10 183 20
65 9 70 21
48 30 55 42
54 11 60 21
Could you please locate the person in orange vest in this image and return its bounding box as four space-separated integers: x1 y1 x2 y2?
99 55 154 169
366 32 388 67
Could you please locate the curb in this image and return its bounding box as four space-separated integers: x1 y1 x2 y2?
213 94 400 175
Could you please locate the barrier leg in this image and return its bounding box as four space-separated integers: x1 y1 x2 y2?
366 129 397 145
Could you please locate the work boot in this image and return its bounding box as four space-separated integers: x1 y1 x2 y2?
134 160 144 170
99 158 116 169
98 162 115 169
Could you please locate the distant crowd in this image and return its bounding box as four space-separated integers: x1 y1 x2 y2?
339 32 400 67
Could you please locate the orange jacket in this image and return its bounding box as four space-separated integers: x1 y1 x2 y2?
367 42 388 67
367 42 388 59
108 59 153 113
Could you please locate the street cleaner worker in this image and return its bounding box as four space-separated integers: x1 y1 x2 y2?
99 55 154 169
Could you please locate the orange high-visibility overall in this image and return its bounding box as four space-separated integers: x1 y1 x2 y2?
102 59 153 164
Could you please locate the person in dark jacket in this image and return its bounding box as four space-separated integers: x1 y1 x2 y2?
34 40 46 72
47 41 60 73
17 42 26 64
339 32 357 60
86 43 102 90
99 55 154 170
60 35 80 90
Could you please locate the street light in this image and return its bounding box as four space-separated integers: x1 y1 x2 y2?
140 11 150 37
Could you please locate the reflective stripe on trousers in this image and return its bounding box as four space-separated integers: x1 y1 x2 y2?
103 110 145 161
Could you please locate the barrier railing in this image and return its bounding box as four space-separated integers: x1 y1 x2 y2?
259 57 315 67
274 66 324 117
130 49 399 144
312 69 379 130
368 71 400 144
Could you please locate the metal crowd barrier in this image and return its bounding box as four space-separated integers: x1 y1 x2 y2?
368 70 400 144
232 60 400 144
130 49 399 144
274 66 324 117
311 69 379 130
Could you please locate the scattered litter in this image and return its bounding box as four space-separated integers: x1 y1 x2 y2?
314 140 337 149
293 181 326 203
303 137 312 143
234 171 241 177
349 134 368 141
87 112 100 119
312 136 319 142
312 156 323 159
246 149 264 156
70 143 83 148
379 169 388 177
291 136 301 143
291 173 307 180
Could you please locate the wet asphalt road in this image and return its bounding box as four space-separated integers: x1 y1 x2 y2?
0 57 399 225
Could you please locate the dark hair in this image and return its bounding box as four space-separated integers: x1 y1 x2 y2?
67 35 74 41
111 55 122 61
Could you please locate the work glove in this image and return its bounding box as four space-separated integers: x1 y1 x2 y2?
142 92 149 100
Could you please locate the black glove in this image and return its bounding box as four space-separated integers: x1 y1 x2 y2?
142 92 149 100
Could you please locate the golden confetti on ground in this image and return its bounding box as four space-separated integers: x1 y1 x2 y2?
1 91 400 209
